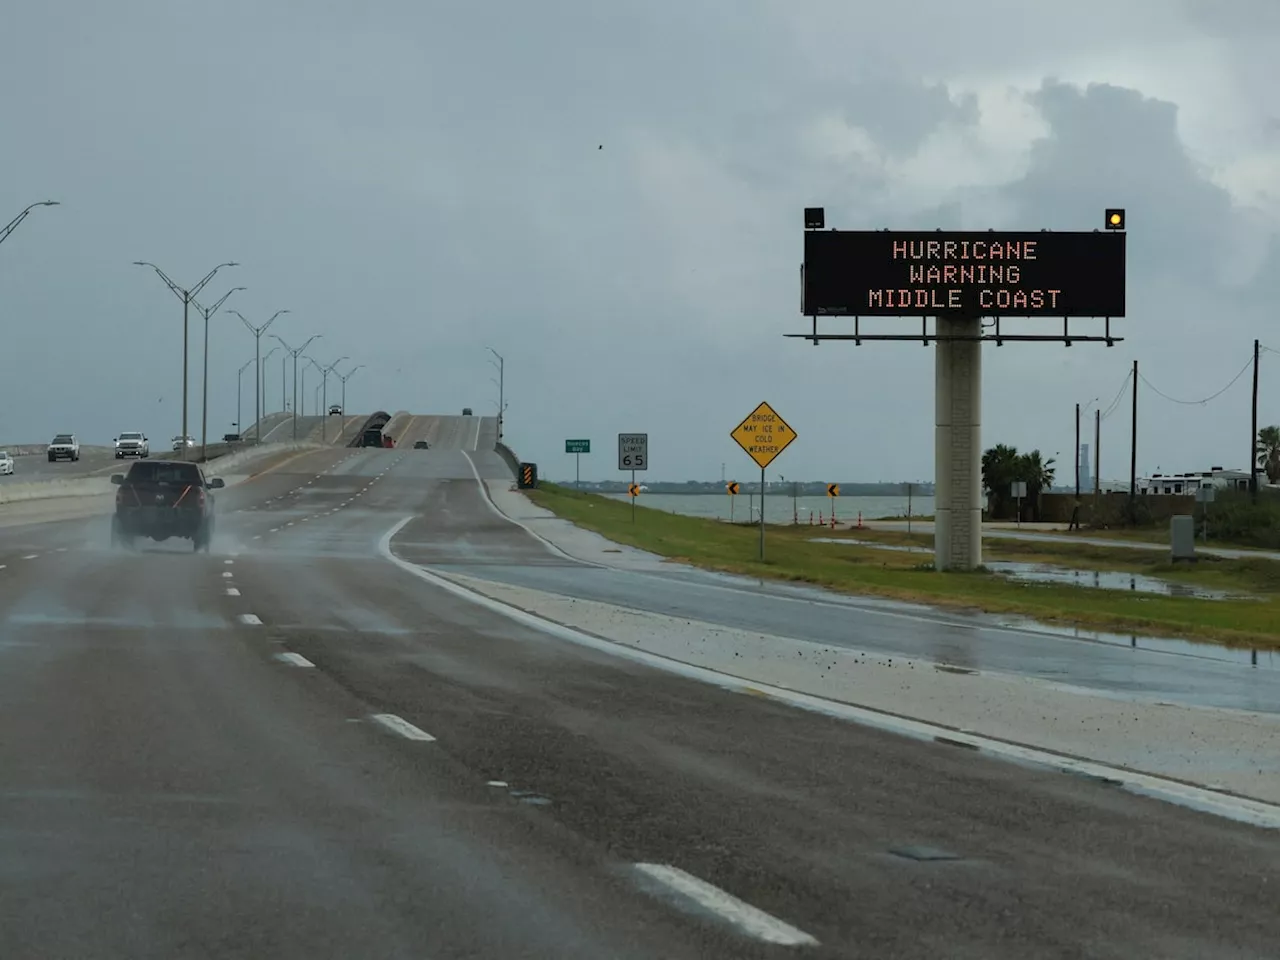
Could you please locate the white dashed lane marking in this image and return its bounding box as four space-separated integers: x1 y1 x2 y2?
276 652 315 667
225 587 241 596
221 571 234 579
238 614 262 625
369 714 437 741
633 863 819 947
224 559 234 565
22 555 38 560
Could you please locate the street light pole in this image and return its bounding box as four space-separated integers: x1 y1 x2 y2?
336 365 364 425
487 347 504 439
134 260 238 452
0 201 59 248
190 286 245 461
229 309 289 442
318 356 349 443
272 333 321 440
236 359 254 436
261 346 281 418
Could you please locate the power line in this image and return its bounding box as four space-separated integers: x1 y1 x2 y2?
1099 368 1133 422
1136 354 1255 406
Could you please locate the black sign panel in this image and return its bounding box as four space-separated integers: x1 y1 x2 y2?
802 230 1125 318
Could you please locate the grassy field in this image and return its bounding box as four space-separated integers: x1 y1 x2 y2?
525 483 1280 648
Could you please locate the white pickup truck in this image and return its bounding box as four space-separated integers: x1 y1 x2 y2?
114 431 150 458
47 434 80 462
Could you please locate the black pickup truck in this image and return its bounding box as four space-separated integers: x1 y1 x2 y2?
110 459 224 551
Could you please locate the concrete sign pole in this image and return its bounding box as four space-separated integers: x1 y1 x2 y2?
933 315 983 571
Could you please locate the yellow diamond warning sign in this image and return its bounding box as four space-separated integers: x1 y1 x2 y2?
730 401 797 470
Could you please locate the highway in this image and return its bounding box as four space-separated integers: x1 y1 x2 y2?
2 414 1279 957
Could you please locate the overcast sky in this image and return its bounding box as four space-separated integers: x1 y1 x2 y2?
2 0 1277 483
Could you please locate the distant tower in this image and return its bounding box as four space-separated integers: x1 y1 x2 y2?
1079 443 1092 491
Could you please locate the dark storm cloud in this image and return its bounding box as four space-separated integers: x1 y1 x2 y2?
1001 81 1238 279
841 80 979 157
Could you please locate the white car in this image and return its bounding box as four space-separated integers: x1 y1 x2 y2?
171 435 195 451
0 450 13 476
114 431 150 458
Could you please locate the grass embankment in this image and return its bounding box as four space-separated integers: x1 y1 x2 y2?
525 483 1280 649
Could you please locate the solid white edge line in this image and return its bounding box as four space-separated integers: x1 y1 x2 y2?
460 451 607 568
238 613 262 625
375 515 1280 831
369 712 436 741
469 458 1247 670
634 863 818 946
276 652 315 668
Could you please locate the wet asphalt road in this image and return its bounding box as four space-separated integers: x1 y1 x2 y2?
3 415 1280 957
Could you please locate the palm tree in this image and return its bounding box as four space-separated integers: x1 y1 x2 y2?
1017 450 1056 520
1260 425 1280 484
982 443 1020 503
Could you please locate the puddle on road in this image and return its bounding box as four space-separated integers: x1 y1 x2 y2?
985 561 1245 601
985 611 1280 669
811 538 1248 601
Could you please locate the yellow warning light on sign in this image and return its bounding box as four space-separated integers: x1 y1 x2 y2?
1105 208 1125 230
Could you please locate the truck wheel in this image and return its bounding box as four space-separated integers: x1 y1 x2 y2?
48 454 55 462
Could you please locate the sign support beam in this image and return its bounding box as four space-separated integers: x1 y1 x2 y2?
934 315 983 571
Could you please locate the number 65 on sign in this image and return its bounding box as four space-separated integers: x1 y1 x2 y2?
618 433 648 471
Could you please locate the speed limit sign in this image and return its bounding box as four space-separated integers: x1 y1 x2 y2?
617 433 648 471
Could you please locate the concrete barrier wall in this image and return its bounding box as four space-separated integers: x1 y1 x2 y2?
0 477 115 505
380 411 412 443
3 444 113 457
0 441 328 506
494 441 520 478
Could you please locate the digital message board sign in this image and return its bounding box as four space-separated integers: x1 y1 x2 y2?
802 230 1125 318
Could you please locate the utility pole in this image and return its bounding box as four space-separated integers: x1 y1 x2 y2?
134 260 238 451
1075 402 1081 497
488 347 504 439
230 309 289 442
191 286 245 461
272 333 321 441
1251 338 1261 500
1129 360 1138 523
1094 407 1100 498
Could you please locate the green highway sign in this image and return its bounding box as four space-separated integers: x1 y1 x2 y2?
565 439 591 454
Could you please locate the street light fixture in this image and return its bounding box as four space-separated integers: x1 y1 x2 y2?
190 286 245 461
272 333 321 439
134 260 239 450
487 347 504 439
0 201 59 248
229 308 289 442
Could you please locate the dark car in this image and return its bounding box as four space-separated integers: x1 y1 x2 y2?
110 459 224 552
413 440 429 449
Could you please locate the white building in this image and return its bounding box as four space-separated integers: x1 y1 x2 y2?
1137 467 1252 495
